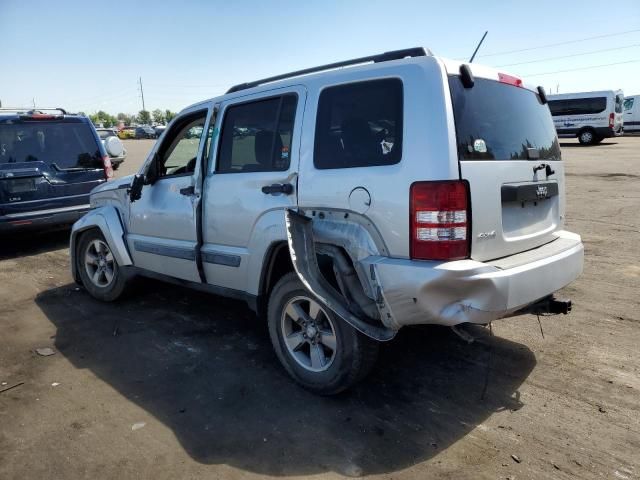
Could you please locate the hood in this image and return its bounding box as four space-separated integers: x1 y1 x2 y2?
91 175 132 195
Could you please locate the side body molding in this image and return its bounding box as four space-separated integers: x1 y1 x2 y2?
70 206 133 282
285 209 396 342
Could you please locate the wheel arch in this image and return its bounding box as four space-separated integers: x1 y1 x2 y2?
70 206 132 283
256 240 293 317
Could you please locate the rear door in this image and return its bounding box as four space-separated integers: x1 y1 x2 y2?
201 88 304 292
0 116 105 221
623 96 638 132
614 92 625 133
448 74 564 261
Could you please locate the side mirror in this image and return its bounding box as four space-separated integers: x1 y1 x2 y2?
129 174 144 202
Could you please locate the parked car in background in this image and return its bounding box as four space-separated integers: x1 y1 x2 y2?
1 108 112 232
135 125 156 139
154 125 167 137
70 48 583 394
623 95 639 133
117 126 136 140
548 90 624 145
95 128 127 170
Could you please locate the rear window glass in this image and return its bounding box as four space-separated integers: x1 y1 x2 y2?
0 120 102 169
97 129 115 139
449 76 560 161
548 97 607 116
314 78 403 169
615 94 624 114
624 98 635 111
217 94 297 173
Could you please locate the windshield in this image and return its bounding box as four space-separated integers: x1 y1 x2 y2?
0 120 102 169
449 76 561 161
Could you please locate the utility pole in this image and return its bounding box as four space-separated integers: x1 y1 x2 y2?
139 77 146 112
32 97 36 109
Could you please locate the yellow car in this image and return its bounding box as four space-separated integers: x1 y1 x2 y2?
117 127 136 139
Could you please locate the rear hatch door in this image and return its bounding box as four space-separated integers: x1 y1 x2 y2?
448 71 564 261
0 116 105 218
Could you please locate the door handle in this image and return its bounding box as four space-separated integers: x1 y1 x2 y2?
261 183 293 195
179 186 195 196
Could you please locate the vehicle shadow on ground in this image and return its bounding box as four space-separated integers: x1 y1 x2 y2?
0 228 70 260
36 281 536 477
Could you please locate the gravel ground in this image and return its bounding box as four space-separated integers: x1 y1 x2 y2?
0 137 638 480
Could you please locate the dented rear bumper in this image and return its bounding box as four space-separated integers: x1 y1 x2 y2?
361 230 583 329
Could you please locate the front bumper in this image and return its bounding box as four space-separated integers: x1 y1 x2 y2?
363 230 584 329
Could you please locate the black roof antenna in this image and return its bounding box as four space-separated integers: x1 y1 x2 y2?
469 31 488 63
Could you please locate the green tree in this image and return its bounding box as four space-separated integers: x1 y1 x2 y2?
138 110 151 125
95 110 116 127
152 109 165 124
165 109 176 123
117 113 132 126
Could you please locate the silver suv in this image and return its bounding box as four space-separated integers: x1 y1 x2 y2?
70 48 584 394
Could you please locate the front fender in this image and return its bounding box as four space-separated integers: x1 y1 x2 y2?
70 206 132 282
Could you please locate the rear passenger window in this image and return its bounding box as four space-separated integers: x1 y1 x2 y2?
217 95 297 173
314 78 403 169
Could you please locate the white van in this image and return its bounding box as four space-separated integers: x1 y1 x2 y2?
548 90 624 145
623 95 639 133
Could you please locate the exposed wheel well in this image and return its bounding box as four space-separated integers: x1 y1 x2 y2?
257 242 294 317
72 227 99 284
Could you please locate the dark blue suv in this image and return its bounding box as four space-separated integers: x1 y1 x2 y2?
0 108 112 232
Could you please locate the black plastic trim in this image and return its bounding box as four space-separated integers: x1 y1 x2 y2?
133 241 196 260
501 182 559 203
226 47 429 93
201 251 241 267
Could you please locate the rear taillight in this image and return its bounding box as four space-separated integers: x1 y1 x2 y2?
609 112 615 128
102 155 113 180
410 180 470 261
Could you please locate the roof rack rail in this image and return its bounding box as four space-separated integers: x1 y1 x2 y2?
226 47 431 94
0 107 67 115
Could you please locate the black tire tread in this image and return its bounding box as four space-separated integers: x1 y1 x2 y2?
76 229 129 302
267 272 378 395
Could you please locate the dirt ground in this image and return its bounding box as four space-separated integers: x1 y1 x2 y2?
1 137 638 480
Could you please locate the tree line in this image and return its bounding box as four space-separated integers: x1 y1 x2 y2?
83 109 177 128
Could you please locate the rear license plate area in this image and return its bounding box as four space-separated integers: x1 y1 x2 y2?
5 178 37 194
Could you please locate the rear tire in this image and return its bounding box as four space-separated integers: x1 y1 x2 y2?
77 229 129 302
267 272 378 395
578 129 596 145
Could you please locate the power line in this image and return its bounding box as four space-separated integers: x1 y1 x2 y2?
495 44 640 67
477 29 640 58
525 59 640 77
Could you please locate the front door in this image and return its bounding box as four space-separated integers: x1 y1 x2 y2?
127 107 212 282
201 88 305 292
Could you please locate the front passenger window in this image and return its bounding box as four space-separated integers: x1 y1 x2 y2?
158 114 206 177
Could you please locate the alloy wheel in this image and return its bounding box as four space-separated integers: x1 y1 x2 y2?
84 239 116 288
280 295 337 372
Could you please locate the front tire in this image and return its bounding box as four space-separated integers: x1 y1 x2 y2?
77 229 129 302
267 273 378 395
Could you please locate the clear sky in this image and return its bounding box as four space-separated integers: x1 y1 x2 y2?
1 0 638 115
